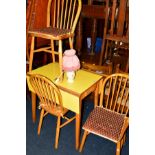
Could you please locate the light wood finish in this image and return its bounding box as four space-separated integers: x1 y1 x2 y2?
99 0 129 65
75 110 81 150
81 61 112 76
79 130 89 150
31 91 37 122
27 62 104 149
29 74 76 149
99 73 129 114
79 73 129 155
28 0 82 72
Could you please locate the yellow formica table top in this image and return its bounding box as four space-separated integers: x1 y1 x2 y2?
27 62 103 114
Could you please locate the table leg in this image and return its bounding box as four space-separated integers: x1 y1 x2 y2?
75 113 81 150
31 92 36 123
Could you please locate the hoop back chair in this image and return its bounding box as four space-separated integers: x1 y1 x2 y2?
28 0 82 72
29 74 76 149
99 0 129 65
79 73 129 155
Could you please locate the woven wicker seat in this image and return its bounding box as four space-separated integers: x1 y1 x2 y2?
79 73 129 155
29 27 72 39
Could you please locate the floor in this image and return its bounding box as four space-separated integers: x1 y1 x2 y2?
26 94 129 155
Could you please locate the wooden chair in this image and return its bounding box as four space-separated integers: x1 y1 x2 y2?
79 73 129 155
29 74 76 149
99 0 129 65
81 61 112 76
28 0 82 72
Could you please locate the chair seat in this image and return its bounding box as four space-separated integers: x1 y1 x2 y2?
29 27 73 40
40 103 68 116
83 106 125 142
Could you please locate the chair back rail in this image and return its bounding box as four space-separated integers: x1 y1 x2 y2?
30 74 64 113
100 73 129 116
29 73 76 149
47 0 82 32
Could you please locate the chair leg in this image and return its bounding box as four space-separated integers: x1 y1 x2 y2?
55 116 61 149
58 40 63 72
29 36 35 71
37 109 44 135
116 141 121 155
121 133 126 148
51 39 55 62
79 130 89 152
58 40 63 82
31 92 36 123
69 37 73 49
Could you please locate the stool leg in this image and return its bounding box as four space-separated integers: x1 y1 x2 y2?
29 36 35 71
